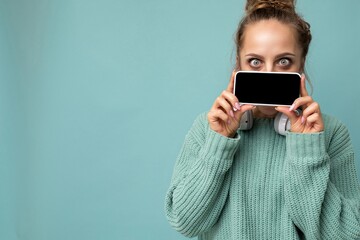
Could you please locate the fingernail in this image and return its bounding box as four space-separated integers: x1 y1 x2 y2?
301 116 305 124
275 107 278 111
289 104 295 111
230 110 235 118
235 102 241 110
227 119 231 125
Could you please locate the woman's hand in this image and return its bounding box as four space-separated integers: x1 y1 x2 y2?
208 71 254 138
276 74 324 134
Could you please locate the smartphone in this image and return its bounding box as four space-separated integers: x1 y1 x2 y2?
233 71 301 107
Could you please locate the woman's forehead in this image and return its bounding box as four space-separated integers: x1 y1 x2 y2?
241 19 300 56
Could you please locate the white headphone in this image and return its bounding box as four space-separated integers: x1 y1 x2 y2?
238 110 291 136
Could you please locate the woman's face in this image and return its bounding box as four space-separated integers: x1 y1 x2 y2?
238 19 304 117
239 19 303 72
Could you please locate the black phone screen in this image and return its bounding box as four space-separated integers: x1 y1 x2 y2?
234 71 301 106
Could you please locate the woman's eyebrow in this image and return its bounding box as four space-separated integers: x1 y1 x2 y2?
244 53 263 58
274 52 296 58
244 52 296 58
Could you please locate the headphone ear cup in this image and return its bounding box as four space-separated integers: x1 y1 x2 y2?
239 110 253 130
274 112 290 136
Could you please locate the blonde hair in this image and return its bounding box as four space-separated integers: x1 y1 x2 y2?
236 0 312 66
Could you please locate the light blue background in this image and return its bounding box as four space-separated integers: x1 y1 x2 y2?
0 0 359 239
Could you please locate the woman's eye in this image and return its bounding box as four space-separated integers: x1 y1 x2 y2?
278 58 291 66
249 59 261 67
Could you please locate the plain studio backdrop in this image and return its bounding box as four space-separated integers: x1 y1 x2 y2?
0 0 359 239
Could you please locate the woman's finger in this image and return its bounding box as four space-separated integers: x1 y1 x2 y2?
289 96 313 112
234 104 255 118
208 108 229 125
212 91 241 112
275 106 299 123
304 112 321 124
301 101 322 127
212 94 238 117
214 109 230 123
226 70 237 93
301 101 320 119
222 91 240 109
300 73 309 97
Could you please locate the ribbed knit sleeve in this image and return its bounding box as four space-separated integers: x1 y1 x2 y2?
165 113 239 237
284 116 360 239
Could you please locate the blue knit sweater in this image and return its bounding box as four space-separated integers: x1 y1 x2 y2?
165 113 360 239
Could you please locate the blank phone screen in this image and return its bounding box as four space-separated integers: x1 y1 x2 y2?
234 71 301 106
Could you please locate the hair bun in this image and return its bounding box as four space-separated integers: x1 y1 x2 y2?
245 0 296 14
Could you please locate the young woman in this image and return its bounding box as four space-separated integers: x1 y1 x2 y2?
165 0 360 239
